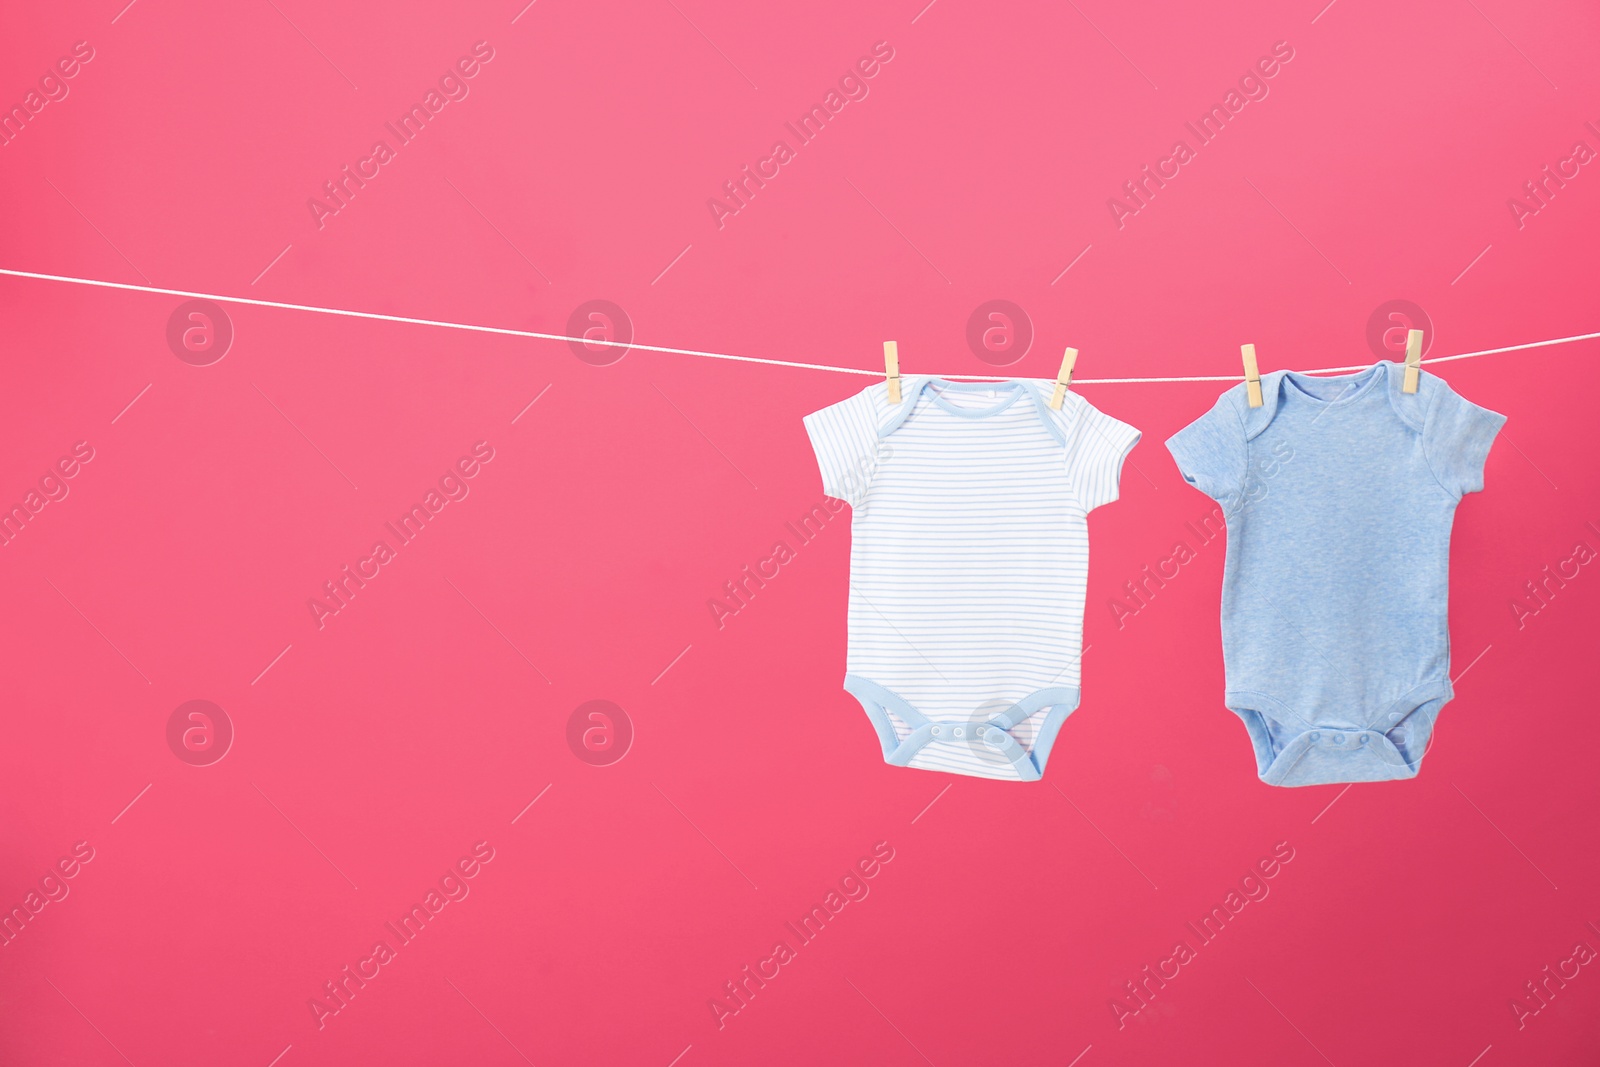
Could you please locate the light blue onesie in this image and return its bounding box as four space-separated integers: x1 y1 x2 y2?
1166 361 1505 787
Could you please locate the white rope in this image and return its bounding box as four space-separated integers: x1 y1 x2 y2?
2 266 1595 384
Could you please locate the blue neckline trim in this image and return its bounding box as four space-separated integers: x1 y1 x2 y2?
925 378 1025 417
878 378 1066 445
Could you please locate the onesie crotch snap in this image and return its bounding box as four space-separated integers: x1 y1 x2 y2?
896 710 1039 780
1261 724 1416 787
841 675 1082 782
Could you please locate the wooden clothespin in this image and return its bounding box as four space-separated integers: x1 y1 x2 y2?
1402 328 1423 393
1241 343 1263 408
884 340 901 404
1048 347 1079 410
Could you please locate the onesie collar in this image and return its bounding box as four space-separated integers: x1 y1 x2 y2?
879 377 1066 446
1244 361 1396 440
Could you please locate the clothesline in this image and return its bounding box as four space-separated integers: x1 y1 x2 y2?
2 266 1596 384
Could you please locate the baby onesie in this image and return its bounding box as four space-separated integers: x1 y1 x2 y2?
804 377 1140 781
1166 361 1505 787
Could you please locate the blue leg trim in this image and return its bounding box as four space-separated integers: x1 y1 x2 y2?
1026 695 1082 774
843 674 930 761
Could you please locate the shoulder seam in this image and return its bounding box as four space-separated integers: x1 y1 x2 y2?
1416 382 1460 501
1225 389 1251 515
1386 363 1428 433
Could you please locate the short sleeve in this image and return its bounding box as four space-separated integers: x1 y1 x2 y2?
803 387 883 507
1424 381 1505 498
1063 399 1141 512
1166 393 1247 507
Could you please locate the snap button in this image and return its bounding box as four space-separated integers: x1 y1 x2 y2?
1358 733 1368 744
931 726 943 738
985 728 1009 748
1333 735 1345 745
1309 732 1321 742
953 726 965 739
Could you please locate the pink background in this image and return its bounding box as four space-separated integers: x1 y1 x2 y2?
2 0 1598 1064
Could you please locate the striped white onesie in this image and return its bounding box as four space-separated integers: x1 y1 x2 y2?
804 377 1140 781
